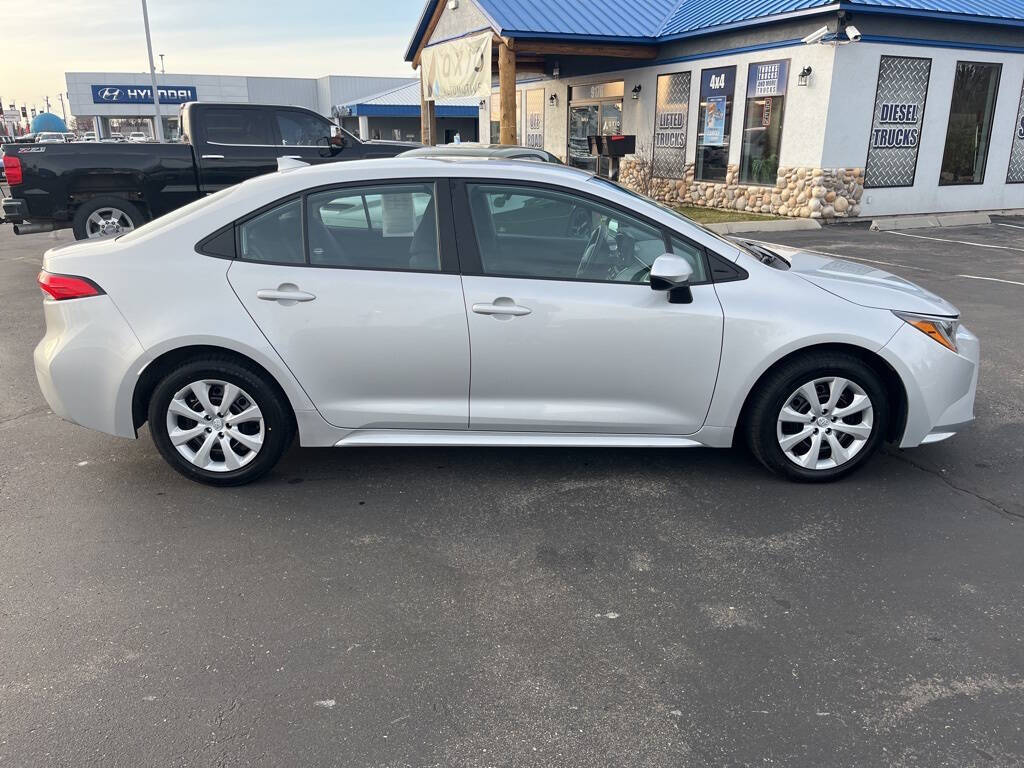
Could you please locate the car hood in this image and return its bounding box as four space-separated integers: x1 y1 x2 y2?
762 243 959 316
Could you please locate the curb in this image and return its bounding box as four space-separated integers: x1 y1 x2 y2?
706 219 822 235
870 212 992 231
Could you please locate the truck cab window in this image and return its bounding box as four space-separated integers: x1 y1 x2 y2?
276 111 330 147
204 109 272 145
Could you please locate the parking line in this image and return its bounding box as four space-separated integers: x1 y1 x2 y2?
887 230 1024 253
955 274 1024 287
996 222 1024 230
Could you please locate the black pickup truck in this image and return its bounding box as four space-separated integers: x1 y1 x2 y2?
1 102 418 239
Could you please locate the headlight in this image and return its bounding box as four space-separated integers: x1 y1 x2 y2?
893 311 959 353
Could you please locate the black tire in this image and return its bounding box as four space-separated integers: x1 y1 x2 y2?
71 196 145 240
745 352 889 482
147 357 294 487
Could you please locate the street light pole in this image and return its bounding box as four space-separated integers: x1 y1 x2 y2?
159 54 165 74
141 0 164 142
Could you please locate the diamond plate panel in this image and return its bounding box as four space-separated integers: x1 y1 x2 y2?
865 56 931 189
1007 79 1024 184
653 72 690 179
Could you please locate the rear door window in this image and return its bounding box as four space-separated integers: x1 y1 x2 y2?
204 108 273 146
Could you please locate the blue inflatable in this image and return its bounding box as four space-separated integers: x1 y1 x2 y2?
30 112 68 133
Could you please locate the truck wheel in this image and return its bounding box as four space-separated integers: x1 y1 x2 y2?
72 197 144 240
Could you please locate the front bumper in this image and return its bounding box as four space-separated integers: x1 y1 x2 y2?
34 294 144 438
880 322 980 448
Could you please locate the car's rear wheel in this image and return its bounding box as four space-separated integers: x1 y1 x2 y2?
72 196 144 240
746 352 889 482
147 358 294 486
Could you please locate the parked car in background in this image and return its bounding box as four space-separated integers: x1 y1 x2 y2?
80 131 97 142
35 132 66 143
109 132 125 141
1 101 419 239
32 157 978 486
400 142 561 163
62 132 77 142
127 131 149 143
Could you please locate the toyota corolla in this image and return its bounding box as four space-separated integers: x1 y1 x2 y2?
33 158 978 485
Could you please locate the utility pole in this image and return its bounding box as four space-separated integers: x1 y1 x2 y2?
141 0 164 142
57 93 67 122
159 54 165 74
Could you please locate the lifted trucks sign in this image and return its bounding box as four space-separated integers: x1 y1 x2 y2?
91 85 197 105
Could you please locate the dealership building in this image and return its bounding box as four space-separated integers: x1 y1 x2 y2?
64 71 478 142
408 0 1024 218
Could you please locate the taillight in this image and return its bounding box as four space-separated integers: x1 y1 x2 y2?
37 271 104 301
3 155 22 185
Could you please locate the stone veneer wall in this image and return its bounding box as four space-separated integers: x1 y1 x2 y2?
618 161 864 219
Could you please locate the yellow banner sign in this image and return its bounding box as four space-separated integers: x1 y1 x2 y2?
421 31 492 102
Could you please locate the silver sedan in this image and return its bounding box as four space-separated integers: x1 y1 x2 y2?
34 158 978 485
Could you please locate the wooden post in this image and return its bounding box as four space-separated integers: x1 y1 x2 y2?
419 67 438 145
498 39 517 146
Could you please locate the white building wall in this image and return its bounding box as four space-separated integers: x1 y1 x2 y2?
823 42 1024 216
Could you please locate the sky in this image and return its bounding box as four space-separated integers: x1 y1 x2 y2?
1 0 427 112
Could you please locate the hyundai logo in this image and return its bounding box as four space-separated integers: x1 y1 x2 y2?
98 87 121 101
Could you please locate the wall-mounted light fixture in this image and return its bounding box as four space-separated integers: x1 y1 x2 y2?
479 98 487 110
548 93 558 107
631 83 642 100
797 66 812 86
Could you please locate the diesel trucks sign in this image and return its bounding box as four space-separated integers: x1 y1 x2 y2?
864 56 931 188
91 85 198 105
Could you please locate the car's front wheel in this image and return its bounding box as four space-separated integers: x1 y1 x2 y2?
746 352 889 482
147 358 294 486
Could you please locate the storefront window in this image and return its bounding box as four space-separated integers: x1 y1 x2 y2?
939 61 1001 185
696 66 735 182
739 60 789 185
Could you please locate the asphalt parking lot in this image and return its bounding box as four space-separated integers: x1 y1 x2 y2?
1 218 1022 767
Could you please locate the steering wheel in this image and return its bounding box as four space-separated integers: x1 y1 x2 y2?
576 221 612 279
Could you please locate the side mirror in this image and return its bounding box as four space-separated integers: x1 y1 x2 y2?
650 253 694 304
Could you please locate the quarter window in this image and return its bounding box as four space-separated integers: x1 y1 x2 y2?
204 108 272 145
238 199 303 263
276 110 331 147
939 61 1002 185
465 184 668 283
305 184 439 270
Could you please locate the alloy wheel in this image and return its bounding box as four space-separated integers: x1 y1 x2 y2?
776 376 874 471
85 207 134 238
165 379 264 472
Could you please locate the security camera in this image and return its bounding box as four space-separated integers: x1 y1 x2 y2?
802 25 830 45
845 24 862 42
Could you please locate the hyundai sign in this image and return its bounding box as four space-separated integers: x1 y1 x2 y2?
91 85 197 105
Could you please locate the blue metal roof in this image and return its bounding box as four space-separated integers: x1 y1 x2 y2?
341 81 479 118
406 0 1024 58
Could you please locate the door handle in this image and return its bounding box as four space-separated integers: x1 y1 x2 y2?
201 154 224 159
472 298 531 316
257 285 316 304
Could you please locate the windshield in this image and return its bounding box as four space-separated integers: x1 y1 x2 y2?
589 176 755 257
118 186 237 242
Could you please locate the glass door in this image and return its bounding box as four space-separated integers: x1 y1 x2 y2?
568 105 599 171
598 102 623 177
